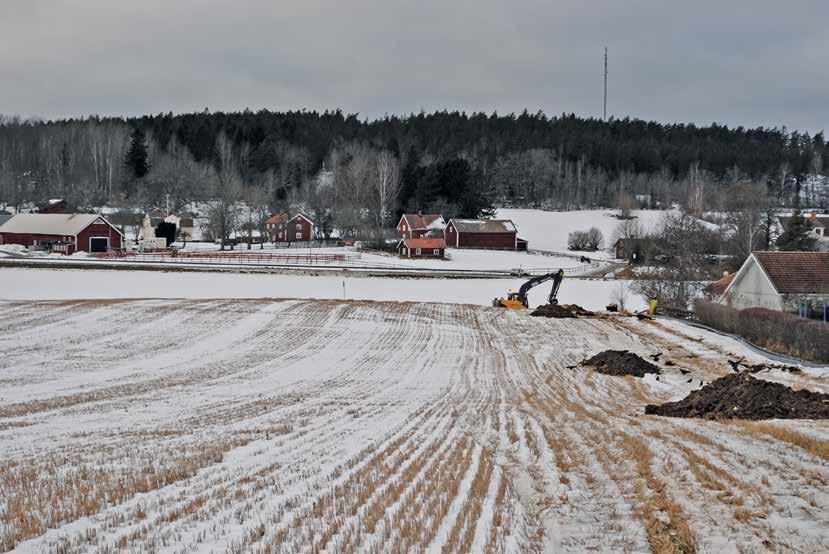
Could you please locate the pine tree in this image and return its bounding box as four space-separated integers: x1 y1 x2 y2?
125 127 149 179
776 209 818 251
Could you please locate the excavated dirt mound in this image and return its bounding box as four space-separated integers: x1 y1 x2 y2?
645 373 829 420
531 304 595 318
582 350 661 377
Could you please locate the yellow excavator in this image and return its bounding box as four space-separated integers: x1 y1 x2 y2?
493 269 564 309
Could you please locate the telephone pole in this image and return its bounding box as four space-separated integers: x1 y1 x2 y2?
603 47 608 121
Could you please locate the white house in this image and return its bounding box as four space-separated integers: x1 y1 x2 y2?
719 251 829 312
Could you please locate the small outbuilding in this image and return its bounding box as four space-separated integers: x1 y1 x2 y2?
397 213 446 239
719 251 829 312
444 219 517 250
0 213 124 254
398 238 446 259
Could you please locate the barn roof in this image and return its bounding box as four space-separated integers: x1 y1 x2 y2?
449 219 516 233
0 214 121 236
751 251 829 294
400 238 447 249
402 213 444 229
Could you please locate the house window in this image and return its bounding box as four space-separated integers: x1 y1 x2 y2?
433 249 440 256
296 232 302 239
416 248 422 255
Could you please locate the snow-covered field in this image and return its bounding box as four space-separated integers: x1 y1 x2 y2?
497 208 670 258
1 299 827 552
0 268 644 311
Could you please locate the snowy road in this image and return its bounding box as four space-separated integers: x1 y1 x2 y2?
1 299 827 552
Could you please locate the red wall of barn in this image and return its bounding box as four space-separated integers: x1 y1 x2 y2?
77 223 122 251
398 244 444 258
454 231 516 250
0 232 65 247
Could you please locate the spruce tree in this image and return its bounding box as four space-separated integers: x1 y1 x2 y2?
125 127 149 179
776 209 818 251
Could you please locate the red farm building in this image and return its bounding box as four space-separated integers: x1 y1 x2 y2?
397 213 446 239
398 237 447 259
0 213 124 254
444 219 519 250
266 212 315 242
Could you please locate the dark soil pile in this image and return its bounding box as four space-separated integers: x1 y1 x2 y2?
582 350 661 377
645 373 829 420
531 304 595 318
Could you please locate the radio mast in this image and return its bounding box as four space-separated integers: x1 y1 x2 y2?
603 47 608 121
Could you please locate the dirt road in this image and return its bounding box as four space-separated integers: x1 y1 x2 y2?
0 299 826 552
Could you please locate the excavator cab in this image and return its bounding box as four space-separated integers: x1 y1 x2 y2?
493 291 525 309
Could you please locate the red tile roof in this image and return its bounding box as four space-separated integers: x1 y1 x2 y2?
401 238 447 249
266 212 290 225
706 273 735 296
752 251 829 294
402 213 443 229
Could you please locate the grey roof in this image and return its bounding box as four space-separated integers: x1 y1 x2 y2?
0 214 12 227
0 214 122 236
449 219 517 233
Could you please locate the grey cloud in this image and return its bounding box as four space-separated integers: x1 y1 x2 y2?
0 0 826 132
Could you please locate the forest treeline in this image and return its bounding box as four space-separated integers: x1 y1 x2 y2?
1 109 827 224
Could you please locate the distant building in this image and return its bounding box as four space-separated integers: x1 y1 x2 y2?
397 213 446 239
719 252 829 312
266 212 314 242
398 237 446 259
777 212 829 246
444 219 518 250
36 199 71 214
0 214 123 254
614 238 646 262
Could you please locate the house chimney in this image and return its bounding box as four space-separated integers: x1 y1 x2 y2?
417 209 422 216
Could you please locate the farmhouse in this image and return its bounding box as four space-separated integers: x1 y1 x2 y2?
444 219 518 250
267 212 314 242
397 213 445 239
0 213 123 254
719 252 829 312
398 237 446 259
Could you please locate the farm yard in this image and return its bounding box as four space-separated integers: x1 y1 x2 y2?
1 298 828 553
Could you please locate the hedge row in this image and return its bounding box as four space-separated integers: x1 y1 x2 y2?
694 300 829 363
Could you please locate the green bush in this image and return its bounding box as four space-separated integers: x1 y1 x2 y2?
694 300 829 363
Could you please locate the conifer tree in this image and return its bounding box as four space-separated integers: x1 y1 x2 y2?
125 127 149 179
776 209 818 251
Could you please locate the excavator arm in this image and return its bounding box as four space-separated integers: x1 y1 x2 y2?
516 269 564 308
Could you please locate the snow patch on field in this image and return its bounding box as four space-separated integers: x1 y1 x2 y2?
0 267 646 311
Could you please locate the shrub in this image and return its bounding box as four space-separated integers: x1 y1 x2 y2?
694 300 829 363
568 227 603 251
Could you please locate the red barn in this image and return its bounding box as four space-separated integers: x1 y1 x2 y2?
397 213 445 238
398 237 446 259
266 212 315 242
444 219 518 250
0 214 123 254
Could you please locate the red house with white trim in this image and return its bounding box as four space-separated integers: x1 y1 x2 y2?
398 237 446 259
266 212 315 242
0 214 124 254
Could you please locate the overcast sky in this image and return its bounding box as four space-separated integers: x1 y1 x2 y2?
1 1 827 132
